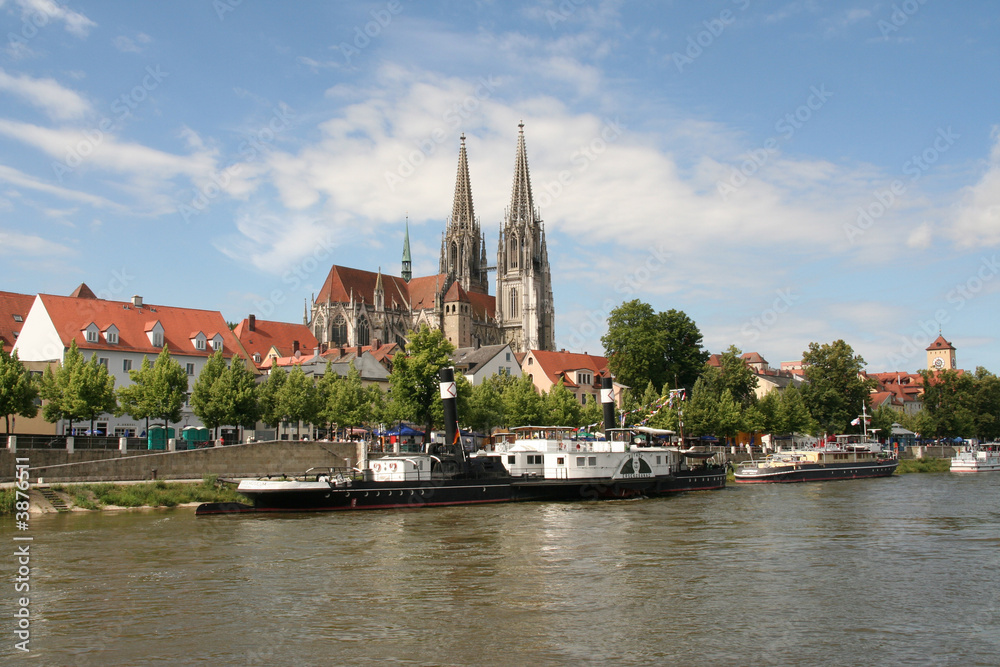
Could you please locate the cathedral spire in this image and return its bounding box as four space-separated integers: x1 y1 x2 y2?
439 133 487 294
401 216 412 283
451 133 476 229
508 120 536 228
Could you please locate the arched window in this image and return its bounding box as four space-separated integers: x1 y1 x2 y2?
332 315 347 347
357 318 371 347
509 236 518 269
509 287 518 316
450 242 458 273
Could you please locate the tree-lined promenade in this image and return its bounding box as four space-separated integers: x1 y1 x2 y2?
2 299 999 444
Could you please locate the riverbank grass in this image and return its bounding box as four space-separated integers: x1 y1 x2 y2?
2 476 248 513
896 457 951 474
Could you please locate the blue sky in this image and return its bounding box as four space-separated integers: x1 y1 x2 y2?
2 0 998 374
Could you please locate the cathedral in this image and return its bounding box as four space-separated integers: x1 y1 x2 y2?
307 123 556 354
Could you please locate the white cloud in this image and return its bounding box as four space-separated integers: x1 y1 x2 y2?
0 68 92 120
0 163 119 208
112 33 151 54
951 128 1000 247
12 0 96 37
0 227 74 256
0 118 219 186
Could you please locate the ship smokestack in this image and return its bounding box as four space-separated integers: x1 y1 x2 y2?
601 377 616 432
439 367 460 456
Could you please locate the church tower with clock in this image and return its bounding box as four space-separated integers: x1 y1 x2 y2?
926 334 956 371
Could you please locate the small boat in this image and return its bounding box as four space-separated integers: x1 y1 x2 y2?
734 434 898 483
950 443 1000 473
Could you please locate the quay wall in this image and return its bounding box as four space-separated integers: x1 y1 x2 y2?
1 441 363 483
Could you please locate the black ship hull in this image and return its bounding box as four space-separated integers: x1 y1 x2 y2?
734 460 898 483
196 468 727 515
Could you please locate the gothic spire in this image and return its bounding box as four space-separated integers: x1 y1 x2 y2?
450 133 475 229
508 121 536 228
401 216 412 283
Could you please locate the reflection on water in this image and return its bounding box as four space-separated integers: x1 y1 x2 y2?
8 473 1000 665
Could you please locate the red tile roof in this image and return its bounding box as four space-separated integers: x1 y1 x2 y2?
527 349 609 386
926 334 955 351
0 291 34 350
314 265 496 316
35 291 246 359
233 317 318 364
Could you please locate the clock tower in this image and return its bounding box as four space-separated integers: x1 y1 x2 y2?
926 334 956 371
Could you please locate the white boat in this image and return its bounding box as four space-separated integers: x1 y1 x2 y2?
950 443 1000 473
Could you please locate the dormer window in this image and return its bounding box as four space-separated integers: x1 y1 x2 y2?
195 338 206 351
253 353 261 364
107 332 118 344
151 332 163 347
86 330 98 343
211 334 223 352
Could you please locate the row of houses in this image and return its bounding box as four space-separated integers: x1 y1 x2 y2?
3 284 955 438
1 285 614 438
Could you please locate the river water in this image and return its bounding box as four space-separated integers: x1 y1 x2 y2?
5 473 999 666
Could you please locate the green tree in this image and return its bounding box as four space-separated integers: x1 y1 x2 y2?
116 356 153 432
916 369 975 439
145 346 189 433
258 367 287 429
544 380 581 427
682 376 718 437
712 346 759 408
714 388 743 444
970 367 1000 441
316 362 344 434
466 372 513 434
602 300 708 393
39 339 88 433
190 350 228 437
579 392 604 430
387 325 455 439
0 343 39 433
868 404 894 441
277 365 318 439
78 354 117 434
800 340 873 433
217 358 260 435
502 373 545 426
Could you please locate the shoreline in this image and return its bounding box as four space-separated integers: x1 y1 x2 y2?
3 458 956 514
3 478 248 515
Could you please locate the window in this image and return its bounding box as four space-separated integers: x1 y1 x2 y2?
123 359 132 372
97 357 109 369
253 353 261 363
152 332 163 347
332 315 347 347
86 330 98 343
186 363 195 375
195 338 206 350
357 319 370 347
106 331 118 344
557 457 565 465
508 455 516 464
13 314 23 322
576 456 585 466
212 339 222 352
506 352 511 362
589 456 597 466
527 455 543 465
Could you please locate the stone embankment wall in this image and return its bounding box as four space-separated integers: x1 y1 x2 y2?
1 441 364 483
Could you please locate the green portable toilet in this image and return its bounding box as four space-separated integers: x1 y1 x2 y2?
147 426 175 450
